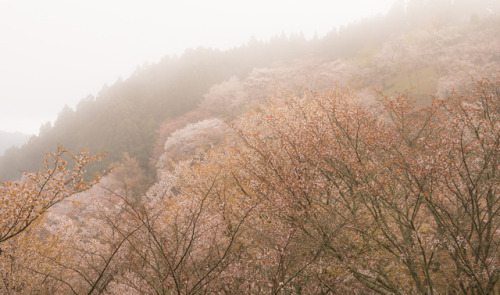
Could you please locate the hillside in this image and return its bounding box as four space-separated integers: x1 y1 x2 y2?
0 39 316 181
0 130 31 156
1 0 500 294
0 0 498 181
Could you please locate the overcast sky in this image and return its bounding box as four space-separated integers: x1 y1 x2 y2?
0 0 396 135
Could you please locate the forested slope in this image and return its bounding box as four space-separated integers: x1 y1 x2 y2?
1 1 500 294
1 0 498 181
0 40 315 180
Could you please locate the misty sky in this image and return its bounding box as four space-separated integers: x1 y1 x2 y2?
0 0 396 135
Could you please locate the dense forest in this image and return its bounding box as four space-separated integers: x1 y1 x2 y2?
0 0 499 294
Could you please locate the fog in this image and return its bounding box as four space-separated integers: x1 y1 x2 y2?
0 0 395 135
1 0 499 292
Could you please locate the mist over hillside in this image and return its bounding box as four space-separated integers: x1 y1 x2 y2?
0 130 31 156
1 0 498 181
1 1 500 294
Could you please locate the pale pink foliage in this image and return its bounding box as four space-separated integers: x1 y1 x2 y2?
199 58 363 120
158 118 229 171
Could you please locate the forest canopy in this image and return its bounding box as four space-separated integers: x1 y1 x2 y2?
1 78 498 294
0 0 499 294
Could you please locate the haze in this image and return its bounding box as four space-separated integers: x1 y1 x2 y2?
0 0 395 135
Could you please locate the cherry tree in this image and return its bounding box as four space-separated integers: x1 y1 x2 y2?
211 78 499 293
0 147 104 294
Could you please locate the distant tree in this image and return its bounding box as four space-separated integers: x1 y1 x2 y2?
157 118 229 171
39 121 52 136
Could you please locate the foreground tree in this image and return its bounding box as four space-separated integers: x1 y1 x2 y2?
0 147 104 294
0 146 104 245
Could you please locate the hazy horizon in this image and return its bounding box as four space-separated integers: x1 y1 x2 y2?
0 0 396 135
